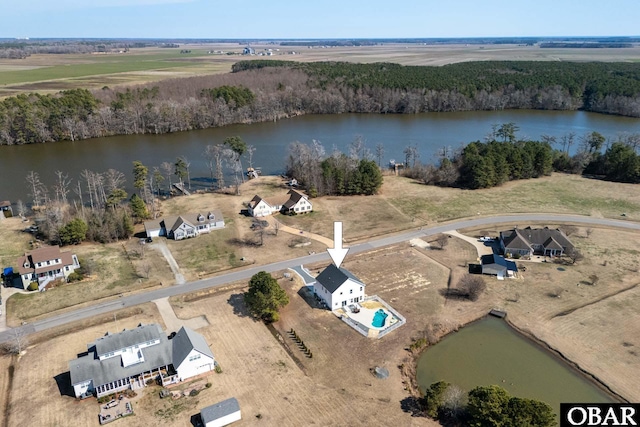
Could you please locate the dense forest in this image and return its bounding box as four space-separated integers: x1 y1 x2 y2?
2 60 640 146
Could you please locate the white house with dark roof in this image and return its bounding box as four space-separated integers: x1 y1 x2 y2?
247 190 312 217
16 245 80 290
201 397 242 427
314 264 366 310
144 210 224 240
68 324 215 399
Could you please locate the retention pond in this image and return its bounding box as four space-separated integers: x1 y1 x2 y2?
416 316 615 414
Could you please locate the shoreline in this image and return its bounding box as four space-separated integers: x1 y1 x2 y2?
408 312 626 405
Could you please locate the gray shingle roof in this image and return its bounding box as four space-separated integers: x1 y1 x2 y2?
94 324 164 357
70 334 172 387
201 398 240 424
501 228 573 252
172 326 215 368
69 324 214 389
316 264 364 293
481 254 517 272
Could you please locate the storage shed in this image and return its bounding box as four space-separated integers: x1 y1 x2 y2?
200 397 241 427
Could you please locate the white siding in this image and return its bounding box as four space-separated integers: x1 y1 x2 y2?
315 279 365 310
147 228 162 238
73 380 93 398
205 410 242 427
176 349 214 380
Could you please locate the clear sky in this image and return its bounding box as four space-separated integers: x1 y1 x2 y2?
2 0 639 39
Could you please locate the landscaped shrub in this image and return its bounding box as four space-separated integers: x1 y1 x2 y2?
205 382 212 388
189 389 199 397
27 282 38 291
67 271 84 282
215 364 222 374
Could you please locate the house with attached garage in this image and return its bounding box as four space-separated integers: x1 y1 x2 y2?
247 190 312 217
16 245 80 290
314 264 366 310
144 210 224 240
500 226 574 258
68 324 215 399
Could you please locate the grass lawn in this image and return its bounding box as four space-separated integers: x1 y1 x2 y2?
5 242 159 325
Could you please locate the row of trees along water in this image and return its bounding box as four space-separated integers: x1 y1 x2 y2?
2 60 640 145
18 135 385 247
401 123 640 187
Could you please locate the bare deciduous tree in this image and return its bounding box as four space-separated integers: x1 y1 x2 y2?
204 144 225 190
53 170 72 205
7 328 29 354
589 274 599 286
457 274 487 302
585 228 594 238
441 384 466 420
435 234 449 249
375 143 385 167
16 199 26 218
26 171 47 207
560 225 578 237
567 247 584 264
160 162 173 194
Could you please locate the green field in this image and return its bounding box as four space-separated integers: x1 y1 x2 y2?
0 52 206 85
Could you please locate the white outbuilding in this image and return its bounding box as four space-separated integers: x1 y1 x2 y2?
200 397 241 427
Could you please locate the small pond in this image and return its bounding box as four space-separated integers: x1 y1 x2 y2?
416 316 615 414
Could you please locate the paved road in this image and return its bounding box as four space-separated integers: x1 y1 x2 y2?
1 213 638 344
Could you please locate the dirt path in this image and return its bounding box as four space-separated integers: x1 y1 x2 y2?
267 217 334 247
150 241 185 285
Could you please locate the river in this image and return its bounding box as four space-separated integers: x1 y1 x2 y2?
0 110 639 203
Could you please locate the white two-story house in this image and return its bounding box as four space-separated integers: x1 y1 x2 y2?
16 245 80 290
69 324 215 399
144 210 225 240
314 264 366 310
247 190 312 217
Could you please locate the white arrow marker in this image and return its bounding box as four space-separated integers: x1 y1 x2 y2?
327 221 349 268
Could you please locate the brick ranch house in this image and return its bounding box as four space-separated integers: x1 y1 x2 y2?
69 324 215 399
500 226 574 258
16 245 80 290
247 190 312 217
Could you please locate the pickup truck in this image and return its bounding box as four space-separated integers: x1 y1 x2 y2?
478 236 493 242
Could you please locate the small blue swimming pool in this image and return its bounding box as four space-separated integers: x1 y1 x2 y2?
372 309 388 328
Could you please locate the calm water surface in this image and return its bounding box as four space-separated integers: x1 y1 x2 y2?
416 316 615 415
0 110 639 202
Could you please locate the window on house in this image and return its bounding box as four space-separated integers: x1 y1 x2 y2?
189 354 201 362
360 287 363 291
350 289 353 294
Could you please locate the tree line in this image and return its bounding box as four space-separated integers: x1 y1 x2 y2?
20 134 259 246
419 382 556 427
403 123 640 188
286 138 383 197
2 59 640 146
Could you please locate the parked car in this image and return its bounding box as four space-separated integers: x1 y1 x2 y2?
478 236 493 242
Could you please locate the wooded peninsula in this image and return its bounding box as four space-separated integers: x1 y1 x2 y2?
1 60 640 146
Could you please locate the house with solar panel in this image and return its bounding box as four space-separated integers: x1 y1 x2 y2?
68 324 215 399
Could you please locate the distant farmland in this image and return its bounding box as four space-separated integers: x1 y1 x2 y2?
2 43 640 96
